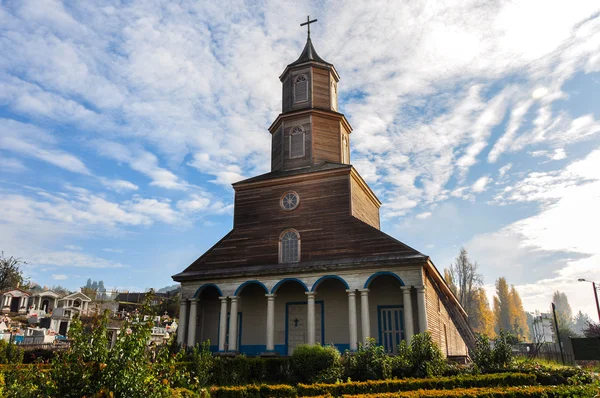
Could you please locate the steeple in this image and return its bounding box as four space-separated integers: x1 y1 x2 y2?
269 17 352 172
288 37 332 68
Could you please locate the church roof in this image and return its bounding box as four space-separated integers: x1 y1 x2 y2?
288 37 332 67
233 162 351 186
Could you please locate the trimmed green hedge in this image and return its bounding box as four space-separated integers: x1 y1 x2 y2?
337 384 599 397
297 373 537 397
210 384 297 398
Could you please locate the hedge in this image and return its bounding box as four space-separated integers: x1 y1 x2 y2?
297 373 537 397
210 384 297 398
337 385 599 397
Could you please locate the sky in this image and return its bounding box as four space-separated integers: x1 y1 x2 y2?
0 0 599 319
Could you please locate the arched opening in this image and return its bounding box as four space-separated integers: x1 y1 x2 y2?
364 272 407 354
73 299 81 308
192 285 221 351
313 277 350 352
272 278 312 355
236 282 269 355
42 299 50 312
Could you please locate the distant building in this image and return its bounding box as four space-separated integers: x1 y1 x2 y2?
1 288 30 314
532 312 555 343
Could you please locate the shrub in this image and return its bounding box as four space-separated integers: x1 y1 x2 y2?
212 355 253 386
343 339 391 381
297 372 538 397
291 344 343 384
472 334 493 371
190 341 215 387
390 341 411 378
492 330 513 369
0 340 23 364
210 384 297 398
407 332 446 377
336 384 600 398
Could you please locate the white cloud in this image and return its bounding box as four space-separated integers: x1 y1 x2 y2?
52 274 68 280
0 119 91 175
100 178 139 192
0 157 27 173
472 176 490 193
415 212 432 220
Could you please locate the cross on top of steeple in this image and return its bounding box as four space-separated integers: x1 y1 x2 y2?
300 15 317 38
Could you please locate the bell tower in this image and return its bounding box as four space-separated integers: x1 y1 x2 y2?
269 17 352 172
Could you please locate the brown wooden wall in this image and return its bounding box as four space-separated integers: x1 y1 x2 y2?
313 67 331 110
185 170 420 272
424 273 468 357
350 175 380 229
313 114 341 164
271 126 283 171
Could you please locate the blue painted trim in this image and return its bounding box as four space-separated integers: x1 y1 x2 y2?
285 300 325 355
363 271 405 288
377 305 404 352
194 283 223 298
334 343 351 353
271 278 309 293
234 280 269 296
311 275 350 291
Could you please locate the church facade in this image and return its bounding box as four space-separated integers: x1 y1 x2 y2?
173 34 474 357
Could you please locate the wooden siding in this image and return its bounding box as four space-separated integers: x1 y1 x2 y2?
424 272 468 356
341 123 351 164
350 174 380 229
313 114 341 164
184 170 420 272
313 67 331 110
271 126 283 171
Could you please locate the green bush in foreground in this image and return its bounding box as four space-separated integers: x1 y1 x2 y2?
291 344 343 384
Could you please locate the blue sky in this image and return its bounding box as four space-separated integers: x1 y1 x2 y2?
1 1 599 318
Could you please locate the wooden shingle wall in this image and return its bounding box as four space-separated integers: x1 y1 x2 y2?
350 174 380 229
424 273 468 356
312 67 331 109
312 114 341 164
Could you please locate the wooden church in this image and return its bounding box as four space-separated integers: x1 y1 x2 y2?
173 21 474 357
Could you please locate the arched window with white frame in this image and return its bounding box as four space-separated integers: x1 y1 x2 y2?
289 125 305 159
293 74 309 103
279 229 300 263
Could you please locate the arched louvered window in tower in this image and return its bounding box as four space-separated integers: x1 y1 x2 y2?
294 74 309 103
289 126 305 159
279 229 300 263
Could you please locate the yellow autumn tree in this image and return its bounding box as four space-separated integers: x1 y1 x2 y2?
470 288 495 337
509 286 529 342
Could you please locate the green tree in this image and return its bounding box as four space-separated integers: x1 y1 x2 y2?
573 311 592 336
0 252 28 291
552 291 574 336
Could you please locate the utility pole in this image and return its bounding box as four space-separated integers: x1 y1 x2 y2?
551 303 565 365
593 281 600 323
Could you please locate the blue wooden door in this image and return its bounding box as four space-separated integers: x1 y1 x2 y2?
379 307 404 354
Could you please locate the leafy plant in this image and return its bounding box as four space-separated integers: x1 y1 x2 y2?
291 344 343 384
407 332 446 377
343 338 391 381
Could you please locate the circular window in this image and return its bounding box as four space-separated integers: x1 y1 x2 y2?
280 191 300 211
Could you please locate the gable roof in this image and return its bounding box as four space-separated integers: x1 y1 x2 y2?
173 216 426 282
59 292 91 302
0 288 30 296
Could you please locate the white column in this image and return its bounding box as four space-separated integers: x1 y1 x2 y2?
218 297 228 352
306 291 316 345
266 294 276 351
347 289 358 351
359 289 371 343
401 286 414 343
53 298 58 311
416 285 428 333
228 296 239 352
177 299 188 345
187 298 198 347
